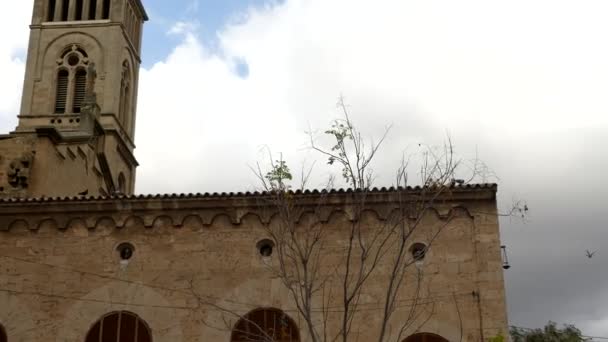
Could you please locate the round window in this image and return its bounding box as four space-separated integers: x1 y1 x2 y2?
67 53 80 66
410 243 427 261
116 242 135 260
256 239 275 257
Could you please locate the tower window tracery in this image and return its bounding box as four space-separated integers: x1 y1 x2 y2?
54 46 89 114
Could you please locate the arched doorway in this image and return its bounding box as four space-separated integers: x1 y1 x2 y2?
403 332 449 342
85 311 151 342
231 308 300 342
0 323 6 342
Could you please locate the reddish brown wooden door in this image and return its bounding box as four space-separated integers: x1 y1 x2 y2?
403 332 449 342
231 308 300 342
85 311 152 342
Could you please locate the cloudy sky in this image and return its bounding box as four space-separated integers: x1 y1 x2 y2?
1 0 608 338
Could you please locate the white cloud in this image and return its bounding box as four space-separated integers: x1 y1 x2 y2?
136 0 608 194
0 0 30 133
167 21 200 35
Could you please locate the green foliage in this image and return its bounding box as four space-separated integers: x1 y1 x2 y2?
489 333 505 342
325 119 353 155
324 119 354 184
510 322 589 342
265 159 293 190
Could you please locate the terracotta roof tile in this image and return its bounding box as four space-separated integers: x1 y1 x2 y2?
0 183 497 204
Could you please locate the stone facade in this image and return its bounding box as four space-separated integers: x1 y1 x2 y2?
0 1 510 341
0 187 508 341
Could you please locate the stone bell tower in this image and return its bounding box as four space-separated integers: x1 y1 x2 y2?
0 0 147 199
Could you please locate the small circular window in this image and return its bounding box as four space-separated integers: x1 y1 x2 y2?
67 53 80 66
256 239 275 257
116 242 135 260
410 243 427 261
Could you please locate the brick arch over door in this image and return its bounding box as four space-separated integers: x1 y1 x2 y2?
85 311 151 342
403 332 449 342
231 308 300 342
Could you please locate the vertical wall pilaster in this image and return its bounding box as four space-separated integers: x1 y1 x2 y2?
54 0 64 21
67 0 76 20
82 0 91 20
66 72 75 114
95 0 103 19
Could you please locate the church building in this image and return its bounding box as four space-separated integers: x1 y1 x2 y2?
0 1 509 341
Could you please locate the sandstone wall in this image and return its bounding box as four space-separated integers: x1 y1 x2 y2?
0 134 108 199
0 189 507 341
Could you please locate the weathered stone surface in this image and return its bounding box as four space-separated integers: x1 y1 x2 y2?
0 189 508 341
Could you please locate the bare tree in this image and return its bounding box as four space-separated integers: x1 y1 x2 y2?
198 97 525 342
236 97 496 342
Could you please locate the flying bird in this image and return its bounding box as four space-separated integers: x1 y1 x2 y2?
586 250 596 259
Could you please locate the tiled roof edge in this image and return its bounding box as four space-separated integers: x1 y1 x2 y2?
0 184 497 204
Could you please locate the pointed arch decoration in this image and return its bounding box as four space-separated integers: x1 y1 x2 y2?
85 311 152 342
231 308 300 342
